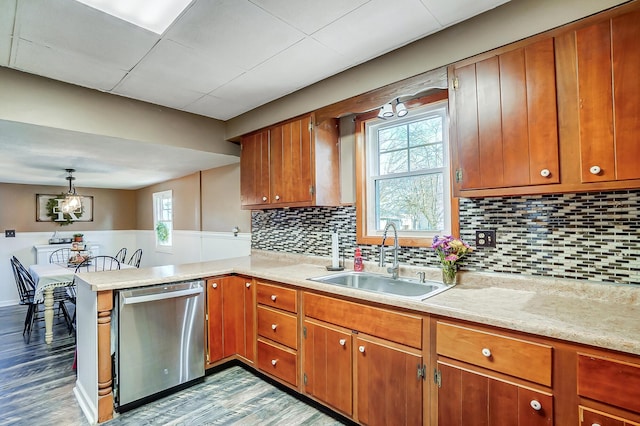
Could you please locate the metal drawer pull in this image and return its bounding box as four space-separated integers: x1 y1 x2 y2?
529 400 541 411
339 339 346 346
271 324 277 330
481 348 492 357
271 359 277 366
271 295 277 301
358 346 365 353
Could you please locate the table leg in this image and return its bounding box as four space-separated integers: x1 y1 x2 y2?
44 287 54 344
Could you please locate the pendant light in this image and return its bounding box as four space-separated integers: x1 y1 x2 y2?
60 169 82 214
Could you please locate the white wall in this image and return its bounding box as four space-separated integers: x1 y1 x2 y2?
1 230 250 306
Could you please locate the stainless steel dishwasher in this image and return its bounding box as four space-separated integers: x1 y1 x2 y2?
116 280 205 411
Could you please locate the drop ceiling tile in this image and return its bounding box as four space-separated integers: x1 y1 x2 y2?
313 0 441 64
184 94 248 121
419 0 510 26
0 0 15 66
13 39 128 91
165 0 305 71
127 39 245 94
14 0 159 70
113 72 206 110
250 0 369 34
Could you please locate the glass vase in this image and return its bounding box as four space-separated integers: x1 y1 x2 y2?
442 264 457 285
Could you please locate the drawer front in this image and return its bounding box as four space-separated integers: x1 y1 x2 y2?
257 306 298 349
437 321 552 386
257 282 297 313
578 354 640 414
579 406 639 426
257 339 298 386
303 292 422 349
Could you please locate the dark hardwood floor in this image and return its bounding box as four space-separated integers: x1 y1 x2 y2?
0 304 347 425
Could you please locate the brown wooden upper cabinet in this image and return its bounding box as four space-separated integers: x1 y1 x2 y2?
573 10 640 183
240 114 340 209
449 37 560 194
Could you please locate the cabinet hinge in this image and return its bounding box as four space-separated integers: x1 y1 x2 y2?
452 77 459 90
455 169 463 183
303 373 308 385
205 313 208 321
308 121 313 132
309 185 315 196
434 368 442 388
417 364 427 380
303 326 307 338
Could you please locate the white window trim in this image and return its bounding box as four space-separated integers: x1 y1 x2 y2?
153 190 173 253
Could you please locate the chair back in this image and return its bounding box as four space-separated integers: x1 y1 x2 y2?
50 248 72 264
127 249 143 268
114 247 127 263
74 255 121 273
10 256 35 304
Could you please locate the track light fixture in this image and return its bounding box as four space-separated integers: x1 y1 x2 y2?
378 98 409 119
395 99 408 117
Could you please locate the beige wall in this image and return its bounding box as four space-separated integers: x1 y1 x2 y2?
226 0 628 139
201 163 251 233
0 182 136 232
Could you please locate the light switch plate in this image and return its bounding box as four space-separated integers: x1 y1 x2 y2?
475 230 496 248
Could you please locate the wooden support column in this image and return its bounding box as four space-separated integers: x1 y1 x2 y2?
97 290 114 423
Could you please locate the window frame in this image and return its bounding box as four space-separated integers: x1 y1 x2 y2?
153 190 173 253
355 91 459 248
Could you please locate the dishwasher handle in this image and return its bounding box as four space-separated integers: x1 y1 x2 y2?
121 286 203 305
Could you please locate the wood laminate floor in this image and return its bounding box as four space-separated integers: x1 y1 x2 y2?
0 304 348 425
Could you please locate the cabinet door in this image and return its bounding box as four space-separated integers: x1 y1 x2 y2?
437 362 553 426
453 38 559 190
240 130 270 206
303 320 352 416
270 116 313 204
576 10 640 182
222 276 253 359
355 335 422 426
206 278 223 365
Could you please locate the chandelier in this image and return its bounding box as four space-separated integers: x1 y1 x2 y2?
60 169 82 214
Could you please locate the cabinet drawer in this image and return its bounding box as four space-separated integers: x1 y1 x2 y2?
257 282 297 313
579 406 640 426
303 292 422 349
437 322 552 386
257 306 298 349
578 354 640 414
257 339 298 387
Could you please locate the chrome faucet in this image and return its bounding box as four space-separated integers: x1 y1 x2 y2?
379 222 400 279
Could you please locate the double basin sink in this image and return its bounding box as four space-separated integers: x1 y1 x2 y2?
309 271 450 301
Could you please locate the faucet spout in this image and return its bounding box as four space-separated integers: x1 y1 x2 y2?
379 222 400 279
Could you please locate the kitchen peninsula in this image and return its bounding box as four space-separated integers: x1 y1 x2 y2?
73 251 640 425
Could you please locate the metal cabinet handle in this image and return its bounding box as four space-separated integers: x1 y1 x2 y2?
245 282 251 288
271 324 277 330
271 359 277 366
271 295 277 302
339 339 346 346
590 165 601 175
358 346 365 353
530 400 542 411
211 283 218 289
540 169 550 177
481 348 491 357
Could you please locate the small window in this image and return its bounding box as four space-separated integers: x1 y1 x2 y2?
153 190 173 252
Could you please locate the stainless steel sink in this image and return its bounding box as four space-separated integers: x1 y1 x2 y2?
309 271 451 300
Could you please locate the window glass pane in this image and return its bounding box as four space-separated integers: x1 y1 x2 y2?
409 116 443 146
378 126 407 152
410 143 443 170
380 150 408 175
376 173 444 231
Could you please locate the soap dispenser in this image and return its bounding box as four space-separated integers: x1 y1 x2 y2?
354 247 364 272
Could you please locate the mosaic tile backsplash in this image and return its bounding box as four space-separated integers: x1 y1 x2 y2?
251 190 640 284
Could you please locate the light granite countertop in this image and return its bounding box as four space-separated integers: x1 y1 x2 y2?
77 251 640 356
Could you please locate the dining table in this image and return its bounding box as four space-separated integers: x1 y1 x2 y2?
29 262 134 344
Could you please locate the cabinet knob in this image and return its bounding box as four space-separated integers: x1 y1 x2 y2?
592 424 601 426
245 282 251 288
275 195 281 201
589 165 601 175
540 169 550 177
271 359 277 366
529 400 542 411
358 346 365 353
339 339 346 346
211 283 218 289
262 196 268 202
271 324 277 330
481 348 492 357
271 295 277 302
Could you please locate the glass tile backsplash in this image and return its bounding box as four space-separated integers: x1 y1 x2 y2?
251 190 640 284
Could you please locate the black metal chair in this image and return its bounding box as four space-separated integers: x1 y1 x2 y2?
127 249 142 268
114 247 127 263
49 247 72 264
74 255 120 273
10 256 72 342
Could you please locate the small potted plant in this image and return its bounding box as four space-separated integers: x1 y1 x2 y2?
73 233 84 243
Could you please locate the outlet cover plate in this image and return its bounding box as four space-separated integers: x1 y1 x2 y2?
5 230 16 238
475 230 496 248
